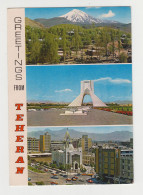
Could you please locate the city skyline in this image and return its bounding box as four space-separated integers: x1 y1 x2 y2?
25 7 131 24
28 125 133 134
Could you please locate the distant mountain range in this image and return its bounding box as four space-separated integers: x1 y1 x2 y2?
59 9 119 24
28 128 132 142
34 9 120 26
25 9 131 33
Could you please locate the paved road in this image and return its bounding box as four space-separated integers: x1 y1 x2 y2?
27 108 132 126
28 170 94 185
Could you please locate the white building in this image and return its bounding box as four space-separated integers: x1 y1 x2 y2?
52 144 82 171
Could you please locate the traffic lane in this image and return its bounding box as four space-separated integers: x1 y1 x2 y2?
28 170 96 185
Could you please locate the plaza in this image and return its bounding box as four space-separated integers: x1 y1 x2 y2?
27 108 132 126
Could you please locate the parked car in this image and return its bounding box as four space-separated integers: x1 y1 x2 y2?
87 178 99 184
66 178 72 181
51 175 59 179
75 173 81 176
72 177 77 181
81 173 87 176
87 179 94 183
63 174 68 178
87 173 93 177
50 182 58 185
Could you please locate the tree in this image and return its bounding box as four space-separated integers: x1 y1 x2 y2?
66 164 71 172
61 28 67 62
110 30 116 59
40 33 59 64
80 165 87 173
36 181 45 185
102 28 111 59
117 30 122 56
28 32 41 64
119 52 127 63
72 27 82 56
59 163 65 171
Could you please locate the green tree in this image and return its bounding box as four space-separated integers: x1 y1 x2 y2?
59 163 65 171
65 164 71 172
117 30 122 56
119 52 127 63
72 27 82 56
61 28 67 62
29 32 41 64
36 181 45 185
110 30 116 59
80 165 87 173
40 33 59 64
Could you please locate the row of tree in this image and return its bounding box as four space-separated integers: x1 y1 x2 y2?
26 24 131 64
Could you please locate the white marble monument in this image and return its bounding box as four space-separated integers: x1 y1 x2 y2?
68 80 107 107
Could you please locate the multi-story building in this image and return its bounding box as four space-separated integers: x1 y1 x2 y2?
120 149 133 183
52 150 65 166
81 135 92 152
130 138 133 148
95 146 120 180
51 141 64 151
27 137 39 153
40 132 51 152
82 152 95 166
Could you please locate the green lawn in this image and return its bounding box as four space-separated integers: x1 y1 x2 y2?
28 165 45 173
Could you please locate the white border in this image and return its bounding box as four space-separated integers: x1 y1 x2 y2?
0 0 143 194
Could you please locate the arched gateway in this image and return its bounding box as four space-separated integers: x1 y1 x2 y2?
68 80 107 107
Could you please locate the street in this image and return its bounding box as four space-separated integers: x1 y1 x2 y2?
28 167 98 185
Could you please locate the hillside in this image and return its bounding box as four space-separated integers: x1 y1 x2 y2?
25 17 44 28
34 17 73 27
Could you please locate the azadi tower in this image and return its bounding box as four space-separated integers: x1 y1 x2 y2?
68 80 107 107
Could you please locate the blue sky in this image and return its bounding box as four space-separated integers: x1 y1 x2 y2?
25 7 131 24
26 64 132 103
28 126 133 134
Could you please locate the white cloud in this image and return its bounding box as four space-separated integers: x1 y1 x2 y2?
101 10 115 18
55 89 72 93
94 77 131 84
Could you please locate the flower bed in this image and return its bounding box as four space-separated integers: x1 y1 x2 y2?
94 107 132 116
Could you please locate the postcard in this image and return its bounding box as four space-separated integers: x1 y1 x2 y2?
7 6 133 186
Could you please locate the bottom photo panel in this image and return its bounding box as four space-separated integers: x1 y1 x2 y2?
27 125 133 185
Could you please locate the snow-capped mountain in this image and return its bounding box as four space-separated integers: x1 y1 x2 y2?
59 9 103 24
59 9 118 24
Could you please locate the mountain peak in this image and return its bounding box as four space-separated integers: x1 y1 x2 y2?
59 9 100 24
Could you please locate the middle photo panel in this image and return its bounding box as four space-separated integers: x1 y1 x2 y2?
26 64 132 126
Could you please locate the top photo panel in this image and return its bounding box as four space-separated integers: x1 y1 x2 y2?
25 7 131 65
